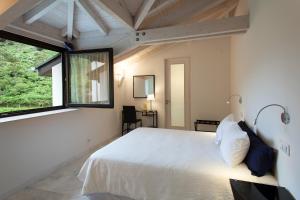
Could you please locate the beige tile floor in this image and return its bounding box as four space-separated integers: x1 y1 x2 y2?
3 156 90 200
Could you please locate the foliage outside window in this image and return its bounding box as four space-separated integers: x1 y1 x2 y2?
0 32 114 118
0 38 62 115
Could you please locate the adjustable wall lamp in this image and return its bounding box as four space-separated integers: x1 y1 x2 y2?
253 104 290 133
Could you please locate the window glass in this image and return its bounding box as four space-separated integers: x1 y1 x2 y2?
0 38 62 115
69 51 113 107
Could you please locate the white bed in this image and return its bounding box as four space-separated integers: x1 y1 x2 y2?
78 128 277 200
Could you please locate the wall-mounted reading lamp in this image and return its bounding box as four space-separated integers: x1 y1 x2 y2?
226 95 243 104
115 73 124 87
253 104 290 133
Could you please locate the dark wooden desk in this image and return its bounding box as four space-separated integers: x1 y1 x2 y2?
137 110 158 128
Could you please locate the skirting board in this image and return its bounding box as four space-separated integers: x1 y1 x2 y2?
0 135 120 200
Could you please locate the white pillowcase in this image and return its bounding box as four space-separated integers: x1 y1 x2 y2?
215 114 234 145
220 123 250 167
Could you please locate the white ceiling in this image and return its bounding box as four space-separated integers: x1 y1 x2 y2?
39 2 67 29
20 0 238 36
2 0 242 58
39 0 128 33
123 0 144 16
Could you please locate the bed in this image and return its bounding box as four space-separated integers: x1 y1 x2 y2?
78 128 277 200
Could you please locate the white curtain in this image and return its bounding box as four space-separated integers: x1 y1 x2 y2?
70 52 110 104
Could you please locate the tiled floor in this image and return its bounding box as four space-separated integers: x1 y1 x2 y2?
3 156 89 200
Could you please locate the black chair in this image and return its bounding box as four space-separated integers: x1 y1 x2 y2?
122 106 142 135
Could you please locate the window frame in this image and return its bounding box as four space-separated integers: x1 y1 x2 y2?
66 48 114 108
0 31 67 118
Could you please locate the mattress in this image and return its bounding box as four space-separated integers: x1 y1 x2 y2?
78 128 277 200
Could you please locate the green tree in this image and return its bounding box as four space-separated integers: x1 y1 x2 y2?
0 39 58 112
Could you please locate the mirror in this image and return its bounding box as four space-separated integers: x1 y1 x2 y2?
133 75 155 98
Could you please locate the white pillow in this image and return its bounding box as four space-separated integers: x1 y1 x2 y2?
220 123 250 167
215 114 234 145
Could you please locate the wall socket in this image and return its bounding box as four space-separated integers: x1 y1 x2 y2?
280 140 290 156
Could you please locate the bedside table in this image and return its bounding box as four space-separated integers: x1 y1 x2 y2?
194 120 220 131
230 179 295 200
141 110 158 128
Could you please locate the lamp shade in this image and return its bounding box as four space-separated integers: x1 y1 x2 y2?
147 94 155 101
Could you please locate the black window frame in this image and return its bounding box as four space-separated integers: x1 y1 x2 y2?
66 48 114 108
0 31 67 118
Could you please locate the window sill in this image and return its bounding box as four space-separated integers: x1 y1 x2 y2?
0 108 78 124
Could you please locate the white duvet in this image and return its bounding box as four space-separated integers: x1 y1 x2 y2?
78 128 277 200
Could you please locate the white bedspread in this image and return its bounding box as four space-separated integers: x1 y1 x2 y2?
78 128 277 200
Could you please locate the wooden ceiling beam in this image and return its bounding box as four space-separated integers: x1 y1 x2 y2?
147 0 178 18
0 0 42 30
6 18 65 46
74 28 136 52
61 27 80 39
141 0 219 29
24 0 62 24
67 0 75 40
0 0 18 15
134 0 157 30
229 5 237 17
75 0 109 35
180 0 239 24
136 15 249 45
95 0 134 30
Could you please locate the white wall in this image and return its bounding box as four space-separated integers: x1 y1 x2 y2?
116 37 231 129
231 0 300 198
0 82 122 198
52 63 63 106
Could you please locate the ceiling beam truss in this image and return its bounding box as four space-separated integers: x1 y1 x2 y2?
134 0 157 30
147 0 178 17
0 0 42 30
6 18 65 46
181 0 240 24
67 0 75 40
24 0 62 24
75 0 109 35
136 15 249 45
95 0 134 30
61 27 80 39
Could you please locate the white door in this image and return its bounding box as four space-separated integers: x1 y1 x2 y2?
165 58 191 130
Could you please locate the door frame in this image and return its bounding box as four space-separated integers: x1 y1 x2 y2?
165 57 191 130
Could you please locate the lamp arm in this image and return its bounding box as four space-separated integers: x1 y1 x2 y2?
254 104 287 126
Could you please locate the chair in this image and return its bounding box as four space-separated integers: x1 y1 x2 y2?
122 106 142 135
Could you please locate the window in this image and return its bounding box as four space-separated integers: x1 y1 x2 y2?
0 31 114 118
68 49 114 108
0 33 64 117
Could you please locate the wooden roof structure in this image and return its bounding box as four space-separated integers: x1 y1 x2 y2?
0 0 249 62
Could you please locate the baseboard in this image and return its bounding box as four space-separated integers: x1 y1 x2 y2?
0 134 119 200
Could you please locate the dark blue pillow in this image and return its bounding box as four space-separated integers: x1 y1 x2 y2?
238 121 275 177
